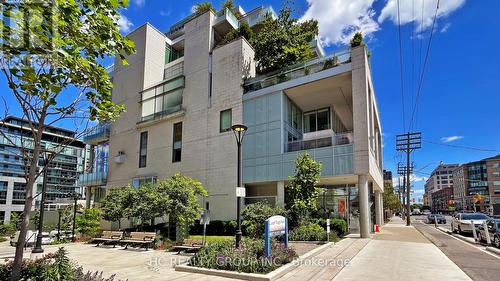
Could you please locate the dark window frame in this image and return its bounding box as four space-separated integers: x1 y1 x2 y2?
220 108 232 133
139 131 148 168
172 122 182 163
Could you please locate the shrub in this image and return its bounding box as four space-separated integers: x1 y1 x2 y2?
0 223 15 237
189 220 237 236
350 32 364 48
242 202 288 238
190 239 297 274
76 208 102 238
289 223 326 241
330 218 348 237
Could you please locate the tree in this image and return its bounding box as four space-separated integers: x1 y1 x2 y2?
0 0 135 278
350 32 364 48
250 1 318 74
75 208 101 238
219 21 254 47
194 2 216 15
285 152 322 226
383 182 401 211
100 187 129 230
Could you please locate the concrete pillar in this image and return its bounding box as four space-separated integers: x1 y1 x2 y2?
277 181 285 207
85 186 92 208
375 191 382 227
4 181 14 223
358 175 370 238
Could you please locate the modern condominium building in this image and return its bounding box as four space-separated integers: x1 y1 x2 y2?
424 163 459 211
0 116 86 223
451 154 500 211
97 5 384 238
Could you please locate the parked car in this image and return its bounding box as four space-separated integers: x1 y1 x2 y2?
477 219 500 248
451 213 490 234
412 209 421 216
422 210 431 215
10 231 53 247
427 214 446 224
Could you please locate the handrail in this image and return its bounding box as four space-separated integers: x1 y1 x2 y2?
286 132 353 153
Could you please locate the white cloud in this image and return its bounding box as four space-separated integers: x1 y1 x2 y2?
117 14 134 33
160 10 171 17
440 135 463 143
133 0 145 8
190 5 197 14
300 0 380 46
440 22 451 33
392 175 427 187
378 0 465 32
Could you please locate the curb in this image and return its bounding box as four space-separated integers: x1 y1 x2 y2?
485 246 500 256
175 241 335 281
435 226 480 245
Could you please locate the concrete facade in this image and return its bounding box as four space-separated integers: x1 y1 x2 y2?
424 163 459 211
103 6 384 236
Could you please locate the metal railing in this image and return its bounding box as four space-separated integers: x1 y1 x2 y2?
82 123 110 144
243 50 351 93
163 61 184 81
78 171 107 186
286 132 353 153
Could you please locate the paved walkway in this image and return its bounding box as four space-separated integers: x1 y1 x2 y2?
332 217 472 281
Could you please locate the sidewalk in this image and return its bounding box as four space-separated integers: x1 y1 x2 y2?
332 216 472 281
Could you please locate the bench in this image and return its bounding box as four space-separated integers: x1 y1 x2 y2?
172 239 203 254
121 232 156 250
92 231 123 247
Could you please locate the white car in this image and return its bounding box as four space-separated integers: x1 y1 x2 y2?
451 213 490 234
10 231 53 247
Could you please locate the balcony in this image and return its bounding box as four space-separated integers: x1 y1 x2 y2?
241 6 277 27
286 132 353 153
82 123 110 145
214 8 239 34
243 50 351 94
78 171 107 187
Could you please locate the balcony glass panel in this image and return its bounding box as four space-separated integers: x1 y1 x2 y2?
78 171 107 187
286 132 353 153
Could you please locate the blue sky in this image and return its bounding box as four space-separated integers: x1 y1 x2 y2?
1 0 499 201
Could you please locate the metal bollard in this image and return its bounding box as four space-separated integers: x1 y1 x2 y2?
483 221 492 245
434 218 438 228
471 220 478 242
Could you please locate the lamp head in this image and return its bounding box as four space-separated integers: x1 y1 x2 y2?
231 124 247 133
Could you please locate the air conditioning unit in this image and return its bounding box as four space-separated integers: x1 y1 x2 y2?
114 151 125 164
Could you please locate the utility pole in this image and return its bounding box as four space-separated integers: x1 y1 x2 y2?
396 132 421 226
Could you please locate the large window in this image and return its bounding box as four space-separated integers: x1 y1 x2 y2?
139 131 148 168
304 108 330 133
220 109 232 132
172 122 182 162
141 77 184 121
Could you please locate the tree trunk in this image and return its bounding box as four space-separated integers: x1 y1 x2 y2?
11 140 42 280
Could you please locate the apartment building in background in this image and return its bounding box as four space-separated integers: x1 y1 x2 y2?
452 165 467 210
0 116 85 223
98 5 384 238
451 154 500 211
424 163 459 212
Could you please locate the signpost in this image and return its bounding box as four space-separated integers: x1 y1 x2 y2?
264 215 288 257
326 219 331 242
200 210 210 245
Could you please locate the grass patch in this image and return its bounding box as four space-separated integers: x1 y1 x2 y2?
189 235 233 243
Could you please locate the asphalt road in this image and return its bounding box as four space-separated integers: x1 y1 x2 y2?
413 219 500 281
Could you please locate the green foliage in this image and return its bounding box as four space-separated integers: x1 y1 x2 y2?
76 208 101 238
329 218 347 237
0 247 122 280
188 235 233 243
194 2 216 15
189 220 237 236
289 223 326 241
219 21 254 46
0 223 16 237
103 174 208 232
350 32 364 48
190 239 297 274
242 202 288 238
285 152 322 226
383 183 401 211
250 1 319 74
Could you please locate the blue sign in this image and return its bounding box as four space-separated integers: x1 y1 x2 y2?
264 215 288 257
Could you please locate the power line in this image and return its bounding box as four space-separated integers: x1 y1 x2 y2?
396 0 406 131
423 140 500 152
409 0 440 131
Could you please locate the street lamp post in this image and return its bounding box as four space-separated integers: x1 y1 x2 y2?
32 150 53 254
231 124 247 249
68 191 80 242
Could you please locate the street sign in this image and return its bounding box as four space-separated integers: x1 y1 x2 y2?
236 187 246 197
264 215 288 257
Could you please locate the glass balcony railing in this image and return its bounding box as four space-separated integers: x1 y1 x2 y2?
286 132 353 153
83 123 110 144
243 50 351 93
78 171 107 187
241 6 277 27
215 8 239 30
